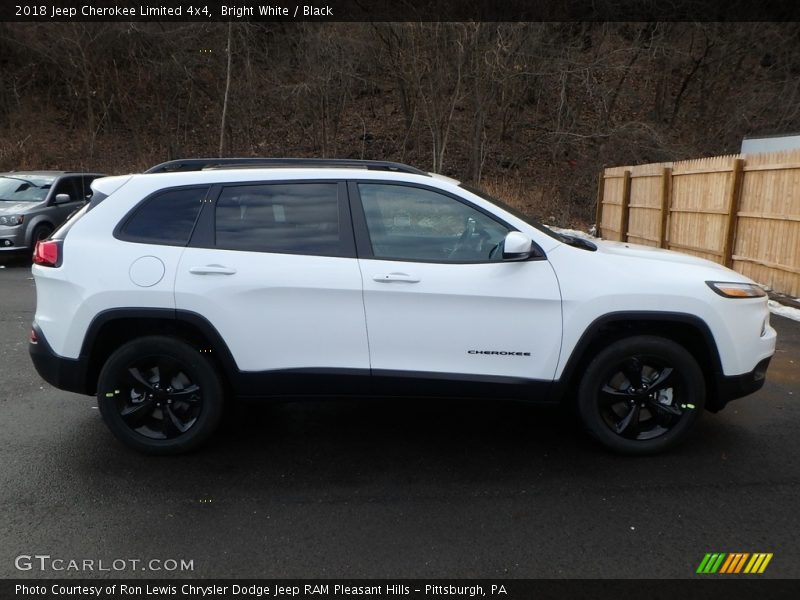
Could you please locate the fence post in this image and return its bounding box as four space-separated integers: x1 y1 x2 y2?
659 167 672 248
722 158 745 268
619 170 632 242
595 171 605 237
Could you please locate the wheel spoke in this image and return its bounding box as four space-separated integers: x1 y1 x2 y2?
621 358 643 389
599 388 627 410
614 404 640 437
127 367 154 391
160 406 185 437
156 358 181 389
168 384 200 401
120 398 156 428
646 398 683 417
644 367 674 393
601 384 628 397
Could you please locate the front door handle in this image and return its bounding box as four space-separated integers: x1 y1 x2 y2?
372 272 420 283
189 265 237 275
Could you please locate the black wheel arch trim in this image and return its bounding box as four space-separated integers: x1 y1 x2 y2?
551 311 724 404
78 308 240 394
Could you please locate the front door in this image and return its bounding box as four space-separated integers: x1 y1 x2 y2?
352 181 562 394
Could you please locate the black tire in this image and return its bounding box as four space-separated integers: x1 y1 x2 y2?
97 336 224 455
577 336 705 455
31 224 53 249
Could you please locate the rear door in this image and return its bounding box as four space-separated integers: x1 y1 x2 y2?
175 180 370 394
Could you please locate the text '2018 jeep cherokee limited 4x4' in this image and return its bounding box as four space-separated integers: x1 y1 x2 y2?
29 158 776 455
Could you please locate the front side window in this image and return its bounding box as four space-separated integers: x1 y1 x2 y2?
215 183 343 256
119 187 207 245
358 183 510 262
52 177 82 202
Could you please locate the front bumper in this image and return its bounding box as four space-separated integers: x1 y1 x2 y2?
0 226 27 250
29 323 91 395
709 357 771 412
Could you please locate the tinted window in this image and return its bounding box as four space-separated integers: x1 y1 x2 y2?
359 183 509 262
120 187 206 245
215 183 342 256
52 177 81 202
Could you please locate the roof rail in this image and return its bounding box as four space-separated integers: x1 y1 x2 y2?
144 158 430 176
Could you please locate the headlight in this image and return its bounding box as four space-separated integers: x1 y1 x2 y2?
0 215 24 226
706 281 767 298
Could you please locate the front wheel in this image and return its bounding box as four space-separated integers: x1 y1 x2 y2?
30 224 53 250
97 336 224 455
577 336 705 455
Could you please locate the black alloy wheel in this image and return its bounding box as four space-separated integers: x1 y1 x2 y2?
578 336 705 454
97 336 224 454
118 358 202 440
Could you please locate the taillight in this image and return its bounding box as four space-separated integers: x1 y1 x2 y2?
33 240 60 267
30 328 39 344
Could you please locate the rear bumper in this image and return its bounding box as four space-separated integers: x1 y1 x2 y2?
709 357 771 411
29 323 91 395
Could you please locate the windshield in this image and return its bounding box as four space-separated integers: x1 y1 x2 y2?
0 175 54 203
459 182 564 242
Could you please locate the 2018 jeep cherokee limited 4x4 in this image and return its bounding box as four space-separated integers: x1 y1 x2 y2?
28 158 776 455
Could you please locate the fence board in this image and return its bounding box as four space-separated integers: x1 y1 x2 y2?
627 169 663 247
598 150 800 297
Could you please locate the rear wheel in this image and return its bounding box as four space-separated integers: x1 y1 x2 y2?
577 336 705 455
97 336 224 455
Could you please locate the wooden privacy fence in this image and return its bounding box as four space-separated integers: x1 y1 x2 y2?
596 150 800 298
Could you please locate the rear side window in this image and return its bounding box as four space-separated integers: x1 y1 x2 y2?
119 187 207 246
215 183 344 256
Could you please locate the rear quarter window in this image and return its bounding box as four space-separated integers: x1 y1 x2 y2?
117 186 208 246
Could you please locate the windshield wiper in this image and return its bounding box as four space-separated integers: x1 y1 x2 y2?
0 175 40 187
559 233 597 251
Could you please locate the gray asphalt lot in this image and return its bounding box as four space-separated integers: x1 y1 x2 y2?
1 256 799 579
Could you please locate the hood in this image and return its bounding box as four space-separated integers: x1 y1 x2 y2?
0 202 40 214
594 238 732 271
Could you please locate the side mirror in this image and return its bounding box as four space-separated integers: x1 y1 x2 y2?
54 193 72 204
502 231 533 261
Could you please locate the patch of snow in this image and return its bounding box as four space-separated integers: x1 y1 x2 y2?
550 226 598 240
769 300 800 323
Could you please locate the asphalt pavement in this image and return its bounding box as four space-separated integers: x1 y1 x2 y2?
1 256 799 579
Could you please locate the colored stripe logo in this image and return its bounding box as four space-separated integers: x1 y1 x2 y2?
697 553 773 574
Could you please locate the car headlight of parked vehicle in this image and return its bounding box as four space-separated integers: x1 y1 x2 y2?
0 215 24 226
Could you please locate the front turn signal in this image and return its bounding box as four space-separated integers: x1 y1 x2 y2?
706 281 767 299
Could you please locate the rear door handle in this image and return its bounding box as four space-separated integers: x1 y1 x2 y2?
372 272 420 283
189 265 237 275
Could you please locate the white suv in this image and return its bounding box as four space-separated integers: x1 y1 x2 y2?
29 158 776 455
